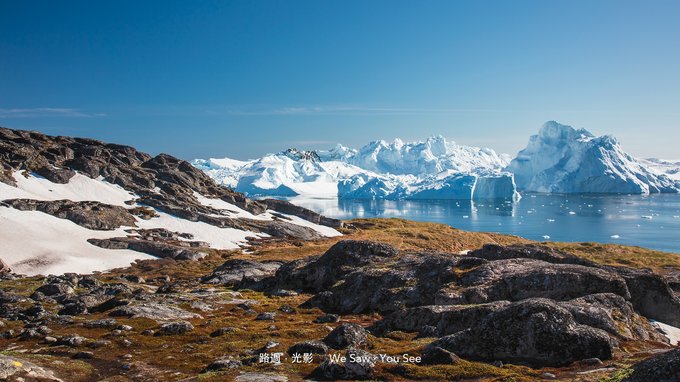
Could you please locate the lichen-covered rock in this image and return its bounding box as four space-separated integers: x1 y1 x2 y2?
623 348 680 382
373 301 510 337
436 258 630 304
428 299 616 367
0 354 63 381
558 293 666 342
109 303 201 322
4 199 136 230
611 267 680 327
202 259 282 286
287 340 329 356
323 323 368 350
469 243 596 266
88 237 208 261
205 358 242 372
313 348 377 380
156 321 194 335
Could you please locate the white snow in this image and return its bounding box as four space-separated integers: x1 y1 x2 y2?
0 206 154 276
507 121 680 194
641 158 680 182
136 210 266 249
651 321 680 346
192 192 341 236
0 171 136 206
274 212 342 237
0 171 340 276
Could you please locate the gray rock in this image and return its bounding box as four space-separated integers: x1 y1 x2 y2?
72 351 94 359
323 323 368 350
210 327 237 337
255 312 276 321
314 314 339 324
420 346 461 365
287 340 329 356
205 358 242 372
469 243 596 266
428 299 615 367
83 318 118 329
623 348 680 382
436 258 630 304
202 259 282 286
109 302 202 322
4 199 136 230
56 335 86 347
373 301 510 337
612 267 680 327
0 354 63 381
35 282 74 297
559 293 666 342
156 321 194 335
314 348 377 380
234 372 288 382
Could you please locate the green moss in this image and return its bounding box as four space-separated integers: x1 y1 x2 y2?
599 368 634 382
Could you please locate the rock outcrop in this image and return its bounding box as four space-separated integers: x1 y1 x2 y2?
428 298 616 367
4 199 136 230
239 241 677 368
622 348 680 382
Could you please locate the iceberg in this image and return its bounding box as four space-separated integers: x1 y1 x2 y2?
193 136 519 200
506 121 680 194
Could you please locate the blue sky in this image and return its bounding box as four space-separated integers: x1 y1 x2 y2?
1 0 679 160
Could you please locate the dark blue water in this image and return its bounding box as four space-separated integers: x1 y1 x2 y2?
285 194 680 253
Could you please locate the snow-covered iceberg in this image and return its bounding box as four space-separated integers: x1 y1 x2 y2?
506 121 680 194
193 136 520 200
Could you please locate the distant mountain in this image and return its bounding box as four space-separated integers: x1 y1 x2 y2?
193 136 520 200
0 127 341 275
506 121 680 194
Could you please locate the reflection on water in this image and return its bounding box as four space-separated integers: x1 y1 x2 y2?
281 194 680 254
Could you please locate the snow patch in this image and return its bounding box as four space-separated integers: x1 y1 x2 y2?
0 207 153 276
0 171 136 206
651 320 680 345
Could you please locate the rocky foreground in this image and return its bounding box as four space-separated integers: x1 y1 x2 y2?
1 218 679 381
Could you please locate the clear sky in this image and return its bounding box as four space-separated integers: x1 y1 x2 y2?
1 0 679 160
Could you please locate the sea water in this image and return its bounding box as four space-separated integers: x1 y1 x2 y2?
283 193 680 253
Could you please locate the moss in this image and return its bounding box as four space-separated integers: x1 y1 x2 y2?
388 360 533 381
599 368 634 382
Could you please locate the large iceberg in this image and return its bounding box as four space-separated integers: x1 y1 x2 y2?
193 136 520 200
507 121 680 194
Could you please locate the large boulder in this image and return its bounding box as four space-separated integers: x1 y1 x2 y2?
610 267 680 327
0 354 63 381
3 199 135 230
274 240 400 292
372 301 510 337
202 259 282 287
623 348 680 382
558 293 666 342
428 299 616 367
469 243 596 266
323 323 369 350
435 258 630 304
313 348 378 380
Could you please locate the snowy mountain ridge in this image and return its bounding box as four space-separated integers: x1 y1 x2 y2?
195 121 680 199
